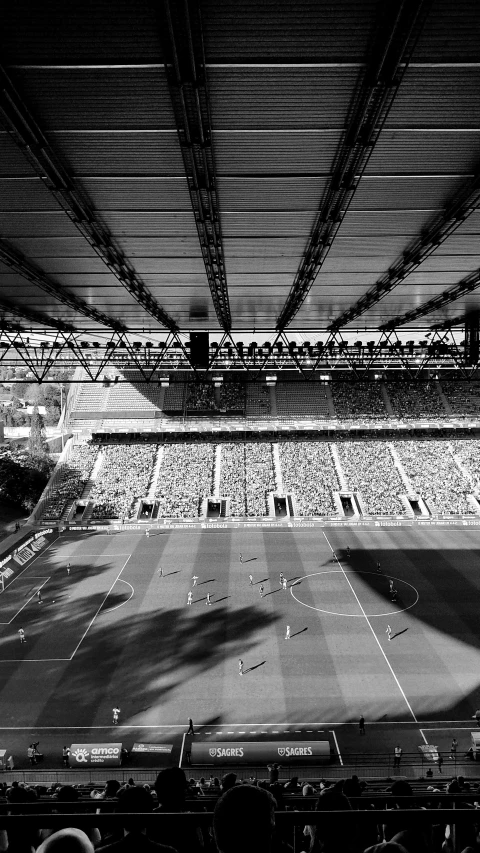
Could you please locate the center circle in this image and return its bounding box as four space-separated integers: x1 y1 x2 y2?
290 571 419 618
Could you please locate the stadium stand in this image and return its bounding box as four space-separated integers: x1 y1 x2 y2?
450 439 480 489
279 442 340 516
162 384 186 412
220 382 245 411
276 382 330 419
245 384 271 418
90 444 157 519
42 445 98 520
186 382 216 410
331 382 388 420
336 441 405 515
218 442 275 516
441 381 480 417
220 443 247 516
393 440 473 514
385 381 446 419
155 443 215 517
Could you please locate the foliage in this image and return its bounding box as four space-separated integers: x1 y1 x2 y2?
0 449 54 512
28 404 48 456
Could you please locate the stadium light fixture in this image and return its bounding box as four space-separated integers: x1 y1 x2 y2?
212 375 223 386
159 376 170 387
265 375 277 385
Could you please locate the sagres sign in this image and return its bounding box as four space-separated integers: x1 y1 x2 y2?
190 741 331 765
68 743 123 767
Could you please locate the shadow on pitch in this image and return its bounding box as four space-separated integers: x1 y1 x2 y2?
163 570 181 577
290 627 308 639
244 661 266 674
198 579 216 585
391 628 409 640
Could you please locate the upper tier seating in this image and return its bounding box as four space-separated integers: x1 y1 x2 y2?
331 382 387 420
219 442 275 515
220 382 245 410
246 384 271 417
386 381 445 419
90 444 157 519
163 384 185 411
337 441 405 515
276 382 330 419
279 441 339 516
186 382 216 410
441 380 480 416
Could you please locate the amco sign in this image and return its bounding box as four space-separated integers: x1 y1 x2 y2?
68 743 123 767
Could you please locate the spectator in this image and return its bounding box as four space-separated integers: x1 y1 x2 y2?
267 764 281 784
153 768 204 853
97 785 177 853
213 785 276 853
37 828 94 853
221 773 238 792
304 788 355 853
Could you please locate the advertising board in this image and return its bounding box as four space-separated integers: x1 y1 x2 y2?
190 741 331 765
68 743 123 767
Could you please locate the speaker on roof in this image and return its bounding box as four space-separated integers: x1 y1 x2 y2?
465 313 479 366
190 332 209 369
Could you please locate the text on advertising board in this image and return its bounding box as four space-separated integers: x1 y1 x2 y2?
68 743 122 767
189 741 331 765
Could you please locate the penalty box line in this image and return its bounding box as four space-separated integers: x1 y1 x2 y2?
68 554 132 660
322 531 428 745
0 578 51 625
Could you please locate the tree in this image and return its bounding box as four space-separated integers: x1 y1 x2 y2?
28 403 48 457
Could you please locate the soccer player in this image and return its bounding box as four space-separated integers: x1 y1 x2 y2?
332 551 337 562
391 587 398 603
346 547 350 558
239 553 243 563
285 625 291 640
112 706 120 725
67 563 71 576
192 575 198 587
282 577 287 591
450 738 458 759
238 659 244 676
386 624 392 641
376 561 382 573
37 589 43 604
259 584 264 598
18 628 26 644
249 574 253 586
146 529 150 537
206 592 212 606
187 591 193 606
359 715 365 735
187 718 195 736
157 566 163 577
279 572 285 587
389 579 394 592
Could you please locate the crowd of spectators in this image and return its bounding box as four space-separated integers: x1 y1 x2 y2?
218 442 275 516
219 382 245 410
337 441 405 515
441 381 480 417
186 383 216 410
43 444 98 520
279 442 340 516
386 381 446 419
393 440 474 514
2 771 480 853
331 382 388 420
451 439 480 490
155 443 215 517
90 444 157 519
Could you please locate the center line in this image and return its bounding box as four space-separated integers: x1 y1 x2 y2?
322 531 426 742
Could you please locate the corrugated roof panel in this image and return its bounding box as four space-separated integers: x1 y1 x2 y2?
312 273 389 288
387 67 480 129
0 134 39 177
0 178 61 211
8 68 175 131
214 132 341 175
48 132 185 177
35 257 110 275
351 176 468 209
217 178 327 211
131 258 206 275
8 237 101 258
321 257 398 274
221 211 317 236
0 213 80 238
411 255 480 274
99 211 199 237
226 257 299 274
115 238 202 256
208 67 361 129
81 178 192 211
366 130 480 175
2 0 163 63
413 0 480 61
227 275 295 289
337 210 438 236
203 0 377 61
328 237 409 257
436 237 480 255
223 238 307 257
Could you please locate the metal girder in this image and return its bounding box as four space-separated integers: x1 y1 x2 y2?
0 238 118 331
0 66 179 333
158 0 231 331
0 294 75 334
276 0 433 331
331 175 480 333
380 266 480 331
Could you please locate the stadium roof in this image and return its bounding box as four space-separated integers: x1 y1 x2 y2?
1 0 480 337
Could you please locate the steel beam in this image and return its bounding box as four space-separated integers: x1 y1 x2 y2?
158 0 231 331
0 66 178 333
276 0 433 330
380 267 480 331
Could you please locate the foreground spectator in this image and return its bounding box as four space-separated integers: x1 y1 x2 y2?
304 788 356 853
214 785 276 853
37 828 94 853
153 768 205 852
97 785 177 853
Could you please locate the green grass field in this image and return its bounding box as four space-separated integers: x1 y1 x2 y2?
0 524 479 768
